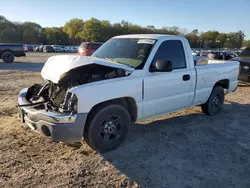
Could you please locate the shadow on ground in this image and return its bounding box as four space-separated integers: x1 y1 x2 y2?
0 62 44 72
101 102 250 187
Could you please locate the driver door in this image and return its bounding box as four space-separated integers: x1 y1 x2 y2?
142 40 193 119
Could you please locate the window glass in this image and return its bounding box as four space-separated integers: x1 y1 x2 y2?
151 40 186 69
92 38 155 68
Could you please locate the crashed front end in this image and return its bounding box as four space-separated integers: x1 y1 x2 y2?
17 79 87 142
18 55 132 142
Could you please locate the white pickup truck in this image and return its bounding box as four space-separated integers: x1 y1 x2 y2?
18 34 239 152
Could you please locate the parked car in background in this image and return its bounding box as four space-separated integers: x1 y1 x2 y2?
78 42 103 56
231 46 250 82
219 51 238 60
65 46 72 53
192 50 198 56
38 45 44 52
18 34 239 152
200 51 208 56
72 46 78 53
60 46 66 52
52 45 62 52
43 45 55 53
35 46 40 52
0 43 26 63
27 45 34 52
23 45 28 52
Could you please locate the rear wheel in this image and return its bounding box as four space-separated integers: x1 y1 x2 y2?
84 104 131 153
2 52 15 63
201 86 224 116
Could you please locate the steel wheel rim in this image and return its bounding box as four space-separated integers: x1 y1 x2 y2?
212 94 221 113
98 114 123 143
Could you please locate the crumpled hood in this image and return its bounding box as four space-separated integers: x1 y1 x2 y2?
41 55 135 83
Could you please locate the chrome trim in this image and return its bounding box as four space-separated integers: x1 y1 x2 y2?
18 88 77 124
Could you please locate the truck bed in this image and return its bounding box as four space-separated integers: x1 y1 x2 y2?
192 60 239 105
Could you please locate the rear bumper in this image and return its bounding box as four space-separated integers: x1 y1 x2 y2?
18 88 87 142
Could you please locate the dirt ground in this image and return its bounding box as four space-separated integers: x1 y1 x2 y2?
1 53 250 188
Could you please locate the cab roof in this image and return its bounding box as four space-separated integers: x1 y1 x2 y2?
114 34 184 40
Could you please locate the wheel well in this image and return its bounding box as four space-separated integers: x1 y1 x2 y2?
0 50 14 58
214 79 229 89
86 97 138 125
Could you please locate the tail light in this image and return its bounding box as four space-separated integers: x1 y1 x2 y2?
21 46 25 51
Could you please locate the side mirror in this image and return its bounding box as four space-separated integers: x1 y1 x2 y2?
151 60 173 72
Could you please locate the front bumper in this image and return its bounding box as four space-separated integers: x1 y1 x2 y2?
18 88 87 142
239 74 250 82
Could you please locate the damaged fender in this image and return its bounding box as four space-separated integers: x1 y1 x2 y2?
68 76 143 115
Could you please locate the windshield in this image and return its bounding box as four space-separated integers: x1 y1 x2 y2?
239 47 250 58
92 38 156 68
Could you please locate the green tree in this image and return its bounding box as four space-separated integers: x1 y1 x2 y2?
100 20 114 41
44 27 69 45
243 40 250 47
0 27 18 43
185 30 199 48
225 31 245 48
216 33 228 48
78 18 102 42
0 16 19 43
200 31 220 48
21 22 43 44
63 18 84 44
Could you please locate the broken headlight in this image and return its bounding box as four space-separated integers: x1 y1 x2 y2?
59 92 78 113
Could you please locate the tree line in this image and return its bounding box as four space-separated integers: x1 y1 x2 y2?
0 15 249 48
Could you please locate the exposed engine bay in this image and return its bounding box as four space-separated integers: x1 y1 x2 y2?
21 64 130 113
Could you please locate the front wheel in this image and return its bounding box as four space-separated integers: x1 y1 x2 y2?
84 104 131 153
201 86 224 116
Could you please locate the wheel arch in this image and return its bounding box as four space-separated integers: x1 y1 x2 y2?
85 97 138 129
1 49 14 57
213 79 229 90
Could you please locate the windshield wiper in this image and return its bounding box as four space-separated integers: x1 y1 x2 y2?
104 58 134 68
104 58 120 64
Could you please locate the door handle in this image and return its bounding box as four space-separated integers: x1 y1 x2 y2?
183 74 190 81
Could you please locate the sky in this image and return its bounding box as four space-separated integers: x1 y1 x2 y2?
1 0 250 39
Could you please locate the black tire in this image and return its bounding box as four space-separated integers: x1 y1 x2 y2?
201 86 224 116
84 104 131 153
2 51 15 63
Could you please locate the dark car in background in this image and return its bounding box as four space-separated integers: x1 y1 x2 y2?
27 45 34 52
43 45 55 53
78 42 103 56
0 43 26 63
231 47 250 82
218 51 237 60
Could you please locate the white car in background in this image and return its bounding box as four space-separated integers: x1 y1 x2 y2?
23 45 28 52
65 46 72 53
52 45 62 52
